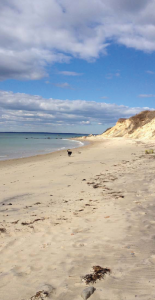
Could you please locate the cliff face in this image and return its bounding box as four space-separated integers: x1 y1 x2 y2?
102 110 155 139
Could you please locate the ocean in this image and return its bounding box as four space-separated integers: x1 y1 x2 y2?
0 132 87 161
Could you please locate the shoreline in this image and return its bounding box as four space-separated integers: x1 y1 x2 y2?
0 138 90 167
1 137 155 299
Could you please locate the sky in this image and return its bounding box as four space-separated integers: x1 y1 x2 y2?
0 0 155 134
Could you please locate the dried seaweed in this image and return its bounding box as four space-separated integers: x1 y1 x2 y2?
0 228 6 233
30 290 49 300
82 265 111 284
93 184 101 189
11 220 19 224
21 218 45 226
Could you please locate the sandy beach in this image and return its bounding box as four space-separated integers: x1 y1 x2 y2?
1 137 155 300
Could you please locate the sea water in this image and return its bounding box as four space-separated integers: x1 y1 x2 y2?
0 132 87 161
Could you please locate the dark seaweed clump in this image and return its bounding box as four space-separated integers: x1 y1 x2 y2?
82 265 111 284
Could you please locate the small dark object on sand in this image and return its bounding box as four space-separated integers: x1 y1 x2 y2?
12 220 19 224
82 265 111 284
21 218 45 226
67 149 72 157
93 184 100 189
30 290 49 299
0 228 6 233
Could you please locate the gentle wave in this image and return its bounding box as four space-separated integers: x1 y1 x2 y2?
0 133 87 161
62 138 84 146
57 147 66 151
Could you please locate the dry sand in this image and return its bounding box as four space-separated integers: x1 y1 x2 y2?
1 138 155 300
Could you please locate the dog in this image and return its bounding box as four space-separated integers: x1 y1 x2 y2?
67 149 72 157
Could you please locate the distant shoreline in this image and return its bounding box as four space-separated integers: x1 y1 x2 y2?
0 138 92 167
0 132 89 162
0 131 89 135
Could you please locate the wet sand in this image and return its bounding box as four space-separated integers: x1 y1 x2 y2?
1 138 155 300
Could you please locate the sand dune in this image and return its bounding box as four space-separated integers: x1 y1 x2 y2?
85 110 155 140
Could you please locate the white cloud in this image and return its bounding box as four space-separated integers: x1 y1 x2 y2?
0 90 151 131
146 70 155 74
81 121 90 124
58 71 83 76
115 73 120 77
138 94 155 98
0 1 155 80
53 82 73 89
105 73 120 80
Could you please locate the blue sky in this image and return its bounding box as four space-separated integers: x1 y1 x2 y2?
0 0 155 133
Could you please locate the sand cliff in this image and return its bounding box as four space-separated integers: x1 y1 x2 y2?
101 110 155 139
